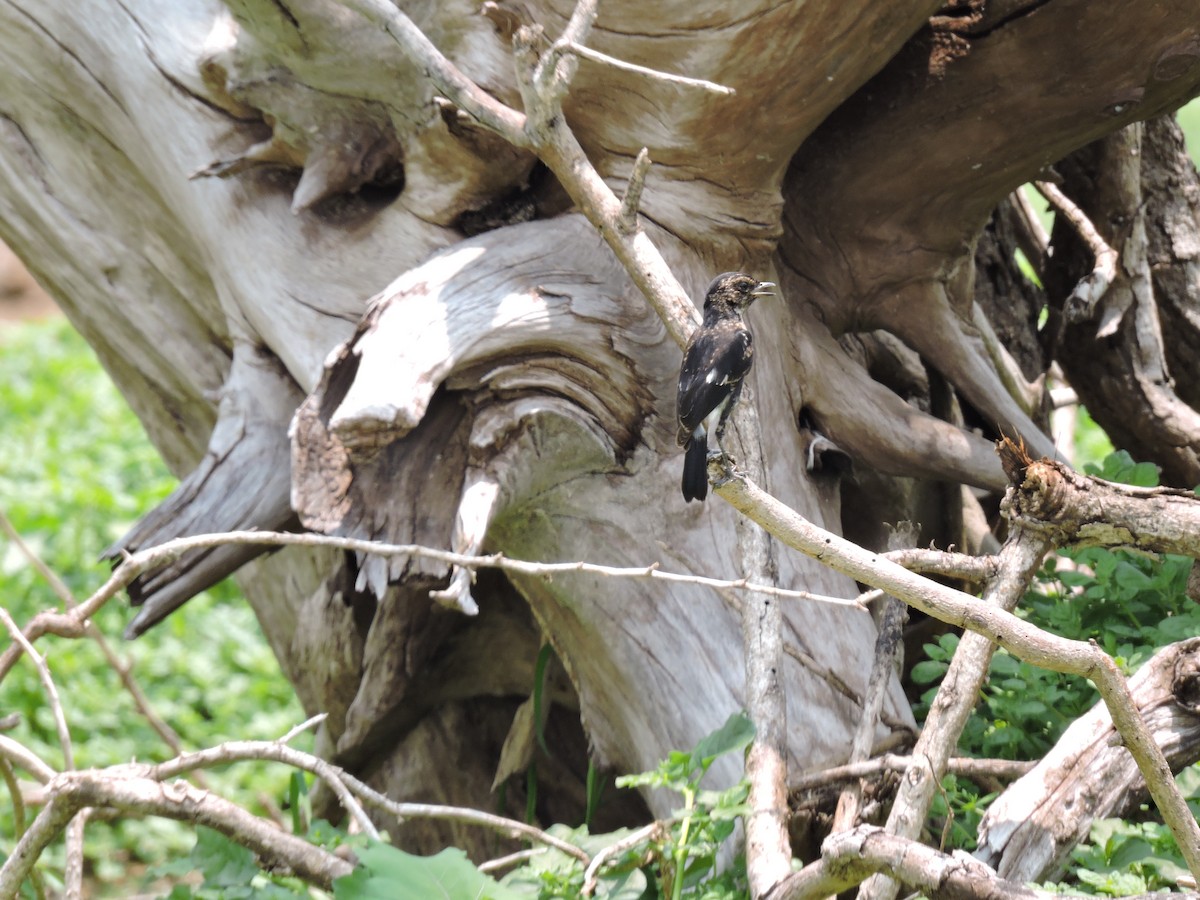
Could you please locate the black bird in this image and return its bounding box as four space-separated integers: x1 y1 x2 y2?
676 272 775 502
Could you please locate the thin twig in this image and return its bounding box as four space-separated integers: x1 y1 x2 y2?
0 507 195 769
881 548 998 584
0 735 57 783
0 758 23 833
357 796 590 864
145 741 379 841
279 713 328 745
0 530 864 683
565 41 735 94
0 608 73 771
1011 186 1049 274
792 754 1033 792
478 847 546 874
830 527 912 836
1035 179 1118 324
0 753 44 900
582 819 667 895
0 511 75 607
64 810 86 900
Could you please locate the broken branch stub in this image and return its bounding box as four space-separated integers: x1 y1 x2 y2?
1002 450 1200 558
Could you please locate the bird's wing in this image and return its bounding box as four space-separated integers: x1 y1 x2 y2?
676 325 753 434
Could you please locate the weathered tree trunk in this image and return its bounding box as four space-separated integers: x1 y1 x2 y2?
2 0 1200 863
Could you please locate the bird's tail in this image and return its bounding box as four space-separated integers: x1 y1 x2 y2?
681 434 709 502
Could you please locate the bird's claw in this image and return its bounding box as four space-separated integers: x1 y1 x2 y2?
713 457 744 487
705 450 742 488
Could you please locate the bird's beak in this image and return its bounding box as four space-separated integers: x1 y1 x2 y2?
752 281 776 298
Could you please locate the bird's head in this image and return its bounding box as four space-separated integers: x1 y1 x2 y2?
704 272 776 312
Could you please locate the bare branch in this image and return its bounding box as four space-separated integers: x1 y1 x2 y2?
770 826 1045 900
564 42 735 95
582 820 667 896
145 741 379 840
0 796 79 898
882 547 998 584
830 526 913 835
792 754 1033 793
0 508 198 766
279 713 328 745
479 847 547 874
722 394 792 899
857 525 1049 900
64 810 86 900
134 738 590 864
0 608 73 771
1036 179 1119 326
342 0 526 145
0 773 353 893
0 735 57 784
347 0 699 347
713 468 1200 879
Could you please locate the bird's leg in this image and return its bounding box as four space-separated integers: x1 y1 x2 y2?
713 413 737 471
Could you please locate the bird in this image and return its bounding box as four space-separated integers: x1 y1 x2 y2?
676 272 775 502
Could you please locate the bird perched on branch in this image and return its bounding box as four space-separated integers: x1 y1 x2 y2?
676 272 775 502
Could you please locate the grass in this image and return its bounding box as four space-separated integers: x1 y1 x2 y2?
0 318 305 896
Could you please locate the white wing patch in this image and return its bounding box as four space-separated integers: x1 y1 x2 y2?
705 365 734 386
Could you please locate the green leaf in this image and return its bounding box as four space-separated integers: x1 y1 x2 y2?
190 827 261 887
689 712 756 778
909 660 947 685
288 771 310 836
591 867 648 900
1108 836 1153 869
335 844 526 900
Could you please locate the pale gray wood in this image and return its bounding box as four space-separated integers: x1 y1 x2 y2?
976 638 1200 882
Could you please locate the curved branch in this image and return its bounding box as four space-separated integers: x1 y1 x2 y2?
770 825 1042 900
713 468 1200 878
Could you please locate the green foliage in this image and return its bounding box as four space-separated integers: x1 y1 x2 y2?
498 713 752 899
1081 449 1160 486
0 320 304 894
609 711 754 900
913 447 1200 893
336 844 527 900
498 823 651 899
152 827 325 899
1046 819 1191 896
149 714 754 899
